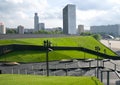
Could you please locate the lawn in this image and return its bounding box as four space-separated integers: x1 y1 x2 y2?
0 50 98 62
0 36 117 62
0 36 116 56
0 74 103 85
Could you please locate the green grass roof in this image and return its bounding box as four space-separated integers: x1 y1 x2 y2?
0 36 117 62
0 74 103 85
0 50 98 62
0 36 116 55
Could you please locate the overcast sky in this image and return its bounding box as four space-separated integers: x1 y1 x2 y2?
0 0 120 29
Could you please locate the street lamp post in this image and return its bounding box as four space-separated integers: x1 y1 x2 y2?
44 40 52 77
95 46 100 78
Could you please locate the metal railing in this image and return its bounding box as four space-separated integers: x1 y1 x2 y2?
102 59 120 79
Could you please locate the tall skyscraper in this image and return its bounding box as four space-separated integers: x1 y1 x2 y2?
34 13 39 31
63 4 76 34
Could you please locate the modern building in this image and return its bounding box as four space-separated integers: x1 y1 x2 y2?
34 13 39 31
77 25 84 34
90 24 120 37
17 25 24 34
0 22 6 34
38 23 45 30
63 4 76 34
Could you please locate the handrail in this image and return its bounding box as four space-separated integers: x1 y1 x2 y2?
103 60 120 79
115 70 120 79
103 59 118 70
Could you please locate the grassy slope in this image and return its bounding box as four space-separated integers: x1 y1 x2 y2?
0 39 30 45
0 74 103 85
0 50 97 62
0 36 116 55
0 36 117 62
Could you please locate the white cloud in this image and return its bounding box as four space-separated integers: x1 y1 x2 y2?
75 0 120 27
27 0 48 12
108 0 120 5
1 0 120 29
44 19 62 28
5 0 24 4
0 0 49 28
16 12 28 19
76 9 107 27
70 0 115 10
90 6 120 25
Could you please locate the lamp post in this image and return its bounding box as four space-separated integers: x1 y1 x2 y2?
108 40 111 49
44 40 52 77
100 69 110 85
95 46 100 78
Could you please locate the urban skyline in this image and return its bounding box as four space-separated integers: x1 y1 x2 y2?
34 13 45 31
1 0 120 29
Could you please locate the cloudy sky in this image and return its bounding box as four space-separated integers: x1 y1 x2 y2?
1 0 120 29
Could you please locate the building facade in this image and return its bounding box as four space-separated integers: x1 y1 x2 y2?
90 24 120 37
17 25 24 34
0 22 6 34
77 25 84 34
34 13 39 31
63 4 76 34
38 23 45 30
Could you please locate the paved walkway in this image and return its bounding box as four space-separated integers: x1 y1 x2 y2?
101 39 120 56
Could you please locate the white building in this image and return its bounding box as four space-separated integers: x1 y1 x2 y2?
63 4 76 34
77 25 84 34
90 24 120 37
0 22 6 34
17 25 24 34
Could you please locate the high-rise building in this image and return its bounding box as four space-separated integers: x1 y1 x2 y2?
77 25 84 34
34 13 39 31
17 25 24 34
0 22 6 34
63 4 76 34
38 23 45 30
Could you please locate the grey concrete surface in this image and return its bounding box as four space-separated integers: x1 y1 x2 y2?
0 59 120 85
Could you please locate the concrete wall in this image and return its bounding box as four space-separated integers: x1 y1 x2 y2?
0 34 78 39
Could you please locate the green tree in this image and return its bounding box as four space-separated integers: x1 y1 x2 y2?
6 29 17 34
80 32 92 36
92 34 101 41
34 30 49 34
